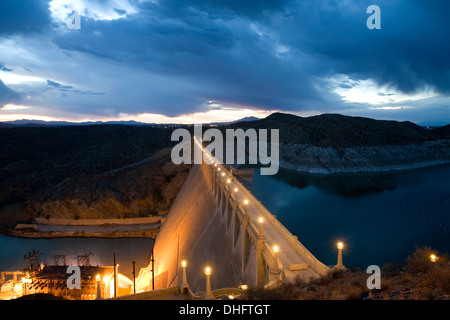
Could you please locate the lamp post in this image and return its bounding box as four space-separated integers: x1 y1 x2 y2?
96 274 102 300
273 245 280 272
132 261 136 294
181 260 189 293
113 253 117 298
205 267 214 300
336 242 345 270
151 248 155 291
244 199 249 215
258 217 264 237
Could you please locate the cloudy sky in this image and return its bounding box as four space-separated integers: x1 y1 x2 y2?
0 0 449 124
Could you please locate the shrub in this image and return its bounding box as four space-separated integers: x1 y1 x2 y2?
406 246 438 274
428 266 450 294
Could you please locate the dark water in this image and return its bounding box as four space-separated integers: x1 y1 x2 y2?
0 235 154 279
251 165 450 269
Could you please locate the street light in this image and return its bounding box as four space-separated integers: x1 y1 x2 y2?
96 274 102 300
430 254 437 262
258 217 264 236
336 241 345 269
181 260 189 292
205 267 214 300
273 245 280 272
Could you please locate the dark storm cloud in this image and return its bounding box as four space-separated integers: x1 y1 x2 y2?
113 8 127 16
0 79 23 106
0 0 51 35
50 1 330 115
46 79 104 96
1 0 449 121
0 63 13 72
277 0 450 95
152 0 294 19
47 79 73 89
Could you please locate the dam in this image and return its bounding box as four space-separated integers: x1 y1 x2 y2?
135 141 330 294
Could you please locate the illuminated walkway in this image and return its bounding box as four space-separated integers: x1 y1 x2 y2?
196 138 329 283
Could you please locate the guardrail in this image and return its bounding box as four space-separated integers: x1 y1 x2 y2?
199 138 329 277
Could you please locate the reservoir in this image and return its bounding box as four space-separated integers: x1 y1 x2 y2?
251 164 450 269
0 164 448 279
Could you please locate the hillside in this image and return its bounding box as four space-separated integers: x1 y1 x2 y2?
0 125 190 230
226 113 450 173
229 112 449 147
1 112 449 229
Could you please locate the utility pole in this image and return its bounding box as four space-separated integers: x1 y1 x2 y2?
132 261 136 294
151 249 155 291
113 253 117 298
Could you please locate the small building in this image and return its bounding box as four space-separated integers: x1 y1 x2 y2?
24 265 132 300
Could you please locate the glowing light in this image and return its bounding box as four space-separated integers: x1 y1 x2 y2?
214 163 217 167
244 199 249 205
228 295 234 300
227 179 231 183
234 187 238 192
239 284 248 291
218 168 221 171
430 254 437 262
273 245 279 253
259 217 263 224
182 260 187 268
221 172 225 177
205 267 211 275
337 242 344 250
96 274 101 281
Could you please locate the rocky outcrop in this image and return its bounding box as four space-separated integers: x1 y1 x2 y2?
280 140 450 174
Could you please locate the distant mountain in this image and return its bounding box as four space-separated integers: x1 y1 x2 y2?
418 121 449 127
225 112 450 173
2 119 154 127
1 116 261 127
231 116 261 123
227 112 449 147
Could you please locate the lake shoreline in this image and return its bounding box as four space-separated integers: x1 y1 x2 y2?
280 159 450 175
1 228 159 239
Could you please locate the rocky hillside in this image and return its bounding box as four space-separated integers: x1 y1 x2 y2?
226 113 450 173
0 125 190 230
1 112 449 229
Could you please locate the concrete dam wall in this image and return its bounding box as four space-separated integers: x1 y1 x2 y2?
136 159 329 293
